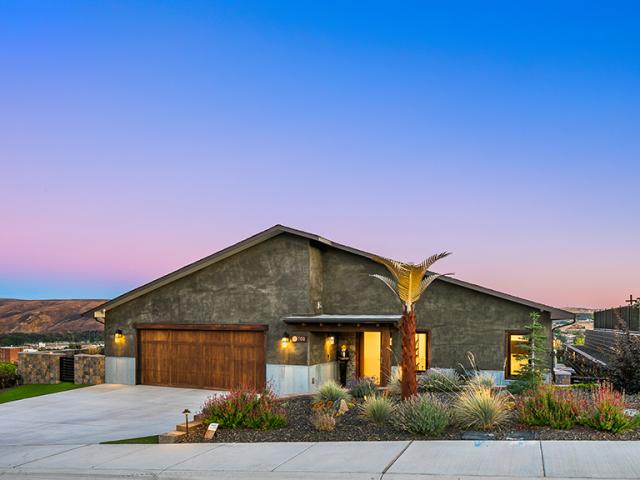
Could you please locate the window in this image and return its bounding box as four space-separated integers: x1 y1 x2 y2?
506 333 529 378
415 332 429 372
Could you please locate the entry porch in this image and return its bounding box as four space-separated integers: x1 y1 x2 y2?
283 314 430 388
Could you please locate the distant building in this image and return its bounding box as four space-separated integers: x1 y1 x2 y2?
0 346 24 364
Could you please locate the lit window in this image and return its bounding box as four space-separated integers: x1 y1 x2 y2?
416 332 428 372
508 334 529 377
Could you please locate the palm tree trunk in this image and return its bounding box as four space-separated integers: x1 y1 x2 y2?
401 306 417 399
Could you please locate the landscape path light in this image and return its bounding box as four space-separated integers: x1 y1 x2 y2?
182 409 191 435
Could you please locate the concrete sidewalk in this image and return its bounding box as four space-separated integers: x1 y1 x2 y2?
1 440 640 479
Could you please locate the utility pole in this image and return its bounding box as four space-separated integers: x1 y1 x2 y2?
625 294 635 308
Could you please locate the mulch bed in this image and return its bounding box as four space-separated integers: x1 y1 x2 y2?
178 393 640 443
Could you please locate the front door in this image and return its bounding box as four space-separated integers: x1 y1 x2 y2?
361 331 381 383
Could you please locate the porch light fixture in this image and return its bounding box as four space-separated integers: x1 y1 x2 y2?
281 332 291 348
114 329 125 343
327 335 335 345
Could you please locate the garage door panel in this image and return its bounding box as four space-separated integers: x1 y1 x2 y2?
139 328 265 390
171 331 203 387
139 330 172 386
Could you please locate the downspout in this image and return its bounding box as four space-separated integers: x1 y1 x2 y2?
551 315 577 383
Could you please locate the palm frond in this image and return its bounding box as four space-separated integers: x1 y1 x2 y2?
372 253 452 309
370 274 399 297
418 251 452 271
419 272 453 296
371 256 407 281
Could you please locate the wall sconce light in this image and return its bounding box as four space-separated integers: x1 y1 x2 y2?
327 335 335 345
114 329 125 343
281 332 291 348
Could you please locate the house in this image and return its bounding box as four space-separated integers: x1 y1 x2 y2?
90 225 573 394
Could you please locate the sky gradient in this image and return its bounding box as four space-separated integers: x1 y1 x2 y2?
1 1 639 309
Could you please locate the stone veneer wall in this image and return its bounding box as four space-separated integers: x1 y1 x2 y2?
74 354 105 385
17 352 64 384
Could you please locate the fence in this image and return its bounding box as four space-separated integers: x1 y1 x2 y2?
18 351 105 385
594 306 640 331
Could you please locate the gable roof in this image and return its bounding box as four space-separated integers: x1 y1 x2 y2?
89 224 574 320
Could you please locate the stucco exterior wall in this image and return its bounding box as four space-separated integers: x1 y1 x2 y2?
105 234 314 366
103 231 554 390
321 248 553 371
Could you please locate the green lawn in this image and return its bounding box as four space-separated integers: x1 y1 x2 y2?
0 382 88 404
102 435 159 444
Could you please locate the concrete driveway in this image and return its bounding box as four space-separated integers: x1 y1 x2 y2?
0 384 218 445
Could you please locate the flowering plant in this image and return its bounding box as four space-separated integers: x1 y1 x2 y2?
580 382 639 433
200 386 286 430
517 385 584 429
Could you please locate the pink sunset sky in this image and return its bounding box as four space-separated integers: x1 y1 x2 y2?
1 2 639 310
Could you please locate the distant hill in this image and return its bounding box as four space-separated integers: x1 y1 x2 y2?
0 299 105 333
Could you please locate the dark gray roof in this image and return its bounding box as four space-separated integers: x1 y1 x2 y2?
89 224 574 320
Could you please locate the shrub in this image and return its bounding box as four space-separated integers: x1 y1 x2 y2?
467 372 496 390
453 386 511 430
311 411 336 431
349 377 377 398
393 394 450 435
315 380 352 403
567 383 597 390
0 362 18 376
200 387 286 430
360 395 395 424
418 369 464 392
580 383 639 433
0 362 20 389
518 385 582 429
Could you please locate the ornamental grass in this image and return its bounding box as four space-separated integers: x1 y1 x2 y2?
360 395 395 424
393 393 450 435
453 385 511 430
315 380 352 403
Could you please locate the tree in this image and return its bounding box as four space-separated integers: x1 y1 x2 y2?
508 312 550 394
371 253 452 399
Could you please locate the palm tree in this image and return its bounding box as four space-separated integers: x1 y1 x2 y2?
371 253 452 399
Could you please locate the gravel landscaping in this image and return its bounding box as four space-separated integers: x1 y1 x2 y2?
179 393 640 443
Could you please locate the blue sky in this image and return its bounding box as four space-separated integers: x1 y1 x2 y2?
1 1 639 307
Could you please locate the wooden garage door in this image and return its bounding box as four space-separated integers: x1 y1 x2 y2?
138 327 266 390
